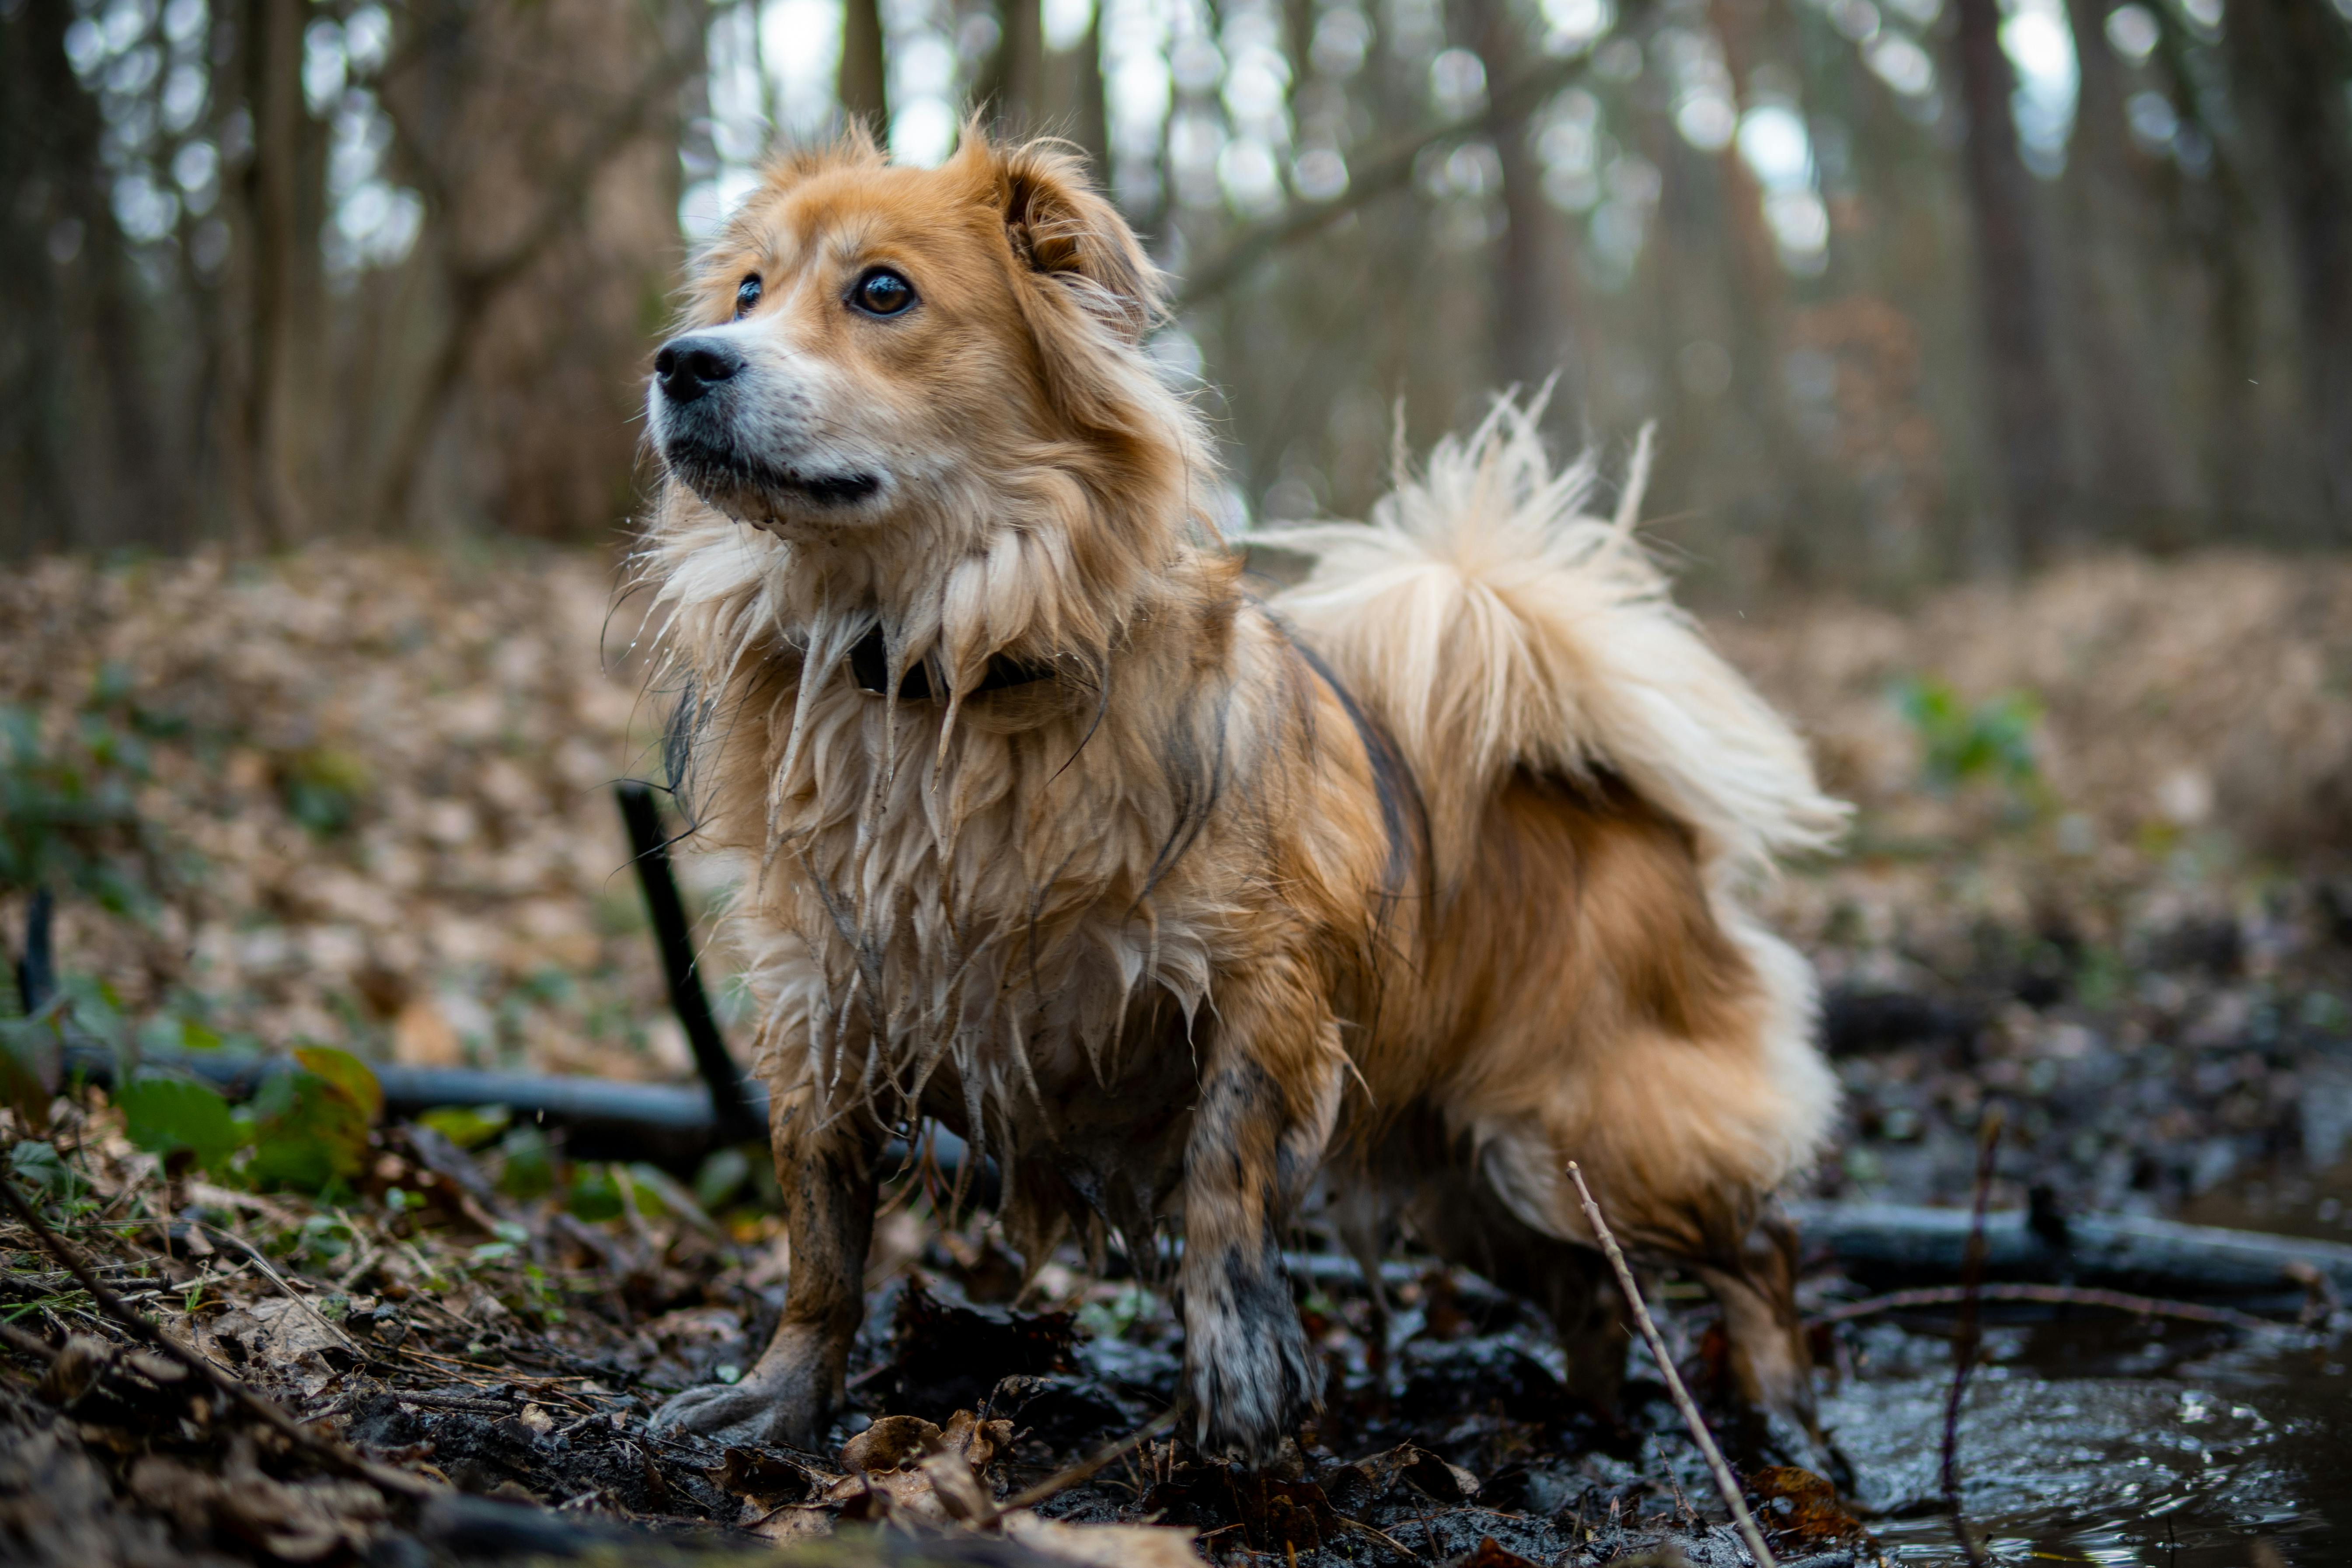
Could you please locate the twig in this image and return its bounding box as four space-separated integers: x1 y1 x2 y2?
0 1172 436 1501
1566 1162 1776 1568
0 1317 58 1365
394 1390 517 1415
1811 1281 2285 1335
983 1404 1180 1520
1941 1112 2003 1568
1332 1513 1425 1563
200 1223 367 1358
1173 55 1589 312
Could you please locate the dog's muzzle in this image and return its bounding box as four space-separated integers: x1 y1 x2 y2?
651 333 881 511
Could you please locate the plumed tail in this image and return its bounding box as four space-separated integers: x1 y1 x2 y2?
1252 394 1848 892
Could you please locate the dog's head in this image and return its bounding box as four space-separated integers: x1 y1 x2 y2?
648 131 1175 550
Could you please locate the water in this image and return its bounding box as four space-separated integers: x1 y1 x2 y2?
1822 1314 2351 1566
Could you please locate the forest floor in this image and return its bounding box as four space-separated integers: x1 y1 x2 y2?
3 544 2351 1566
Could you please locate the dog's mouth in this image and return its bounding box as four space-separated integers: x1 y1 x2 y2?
662 435 882 516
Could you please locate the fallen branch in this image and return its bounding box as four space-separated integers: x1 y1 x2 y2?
0 1317 58 1365
201 1222 367 1359
1940 1113 2000 1568
1786 1199 2352 1299
1567 1162 1776 1568
0 1171 438 1502
615 781 763 1145
984 1404 1180 1520
1810 1282 2287 1334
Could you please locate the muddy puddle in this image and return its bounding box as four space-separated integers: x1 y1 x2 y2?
1822 1312 2349 1565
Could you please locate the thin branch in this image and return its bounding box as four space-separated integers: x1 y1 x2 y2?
0 1172 437 1502
0 1317 58 1365
1811 1281 2287 1335
1566 1161 1776 1568
983 1404 1179 1520
201 1222 368 1359
369 35 700 532
1941 1111 2003 1568
1174 56 1589 314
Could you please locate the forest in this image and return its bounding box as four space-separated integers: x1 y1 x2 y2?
3 0 2352 1563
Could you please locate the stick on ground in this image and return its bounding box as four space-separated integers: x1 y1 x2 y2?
984 1404 1180 1520
0 1171 437 1502
1567 1162 1777 1568
1811 1280 2284 1335
1941 1111 2003 1568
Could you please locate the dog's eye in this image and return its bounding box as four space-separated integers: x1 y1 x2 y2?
735 275 762 317
851 268 916 317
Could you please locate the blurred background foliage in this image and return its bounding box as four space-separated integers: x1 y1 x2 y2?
3 0 2349 595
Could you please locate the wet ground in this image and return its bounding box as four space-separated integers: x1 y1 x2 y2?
1827 1314 2348 1565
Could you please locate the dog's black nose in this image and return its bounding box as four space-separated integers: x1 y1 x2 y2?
654 337 742 404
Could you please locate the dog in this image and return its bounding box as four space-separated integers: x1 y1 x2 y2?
636 129 1847 1468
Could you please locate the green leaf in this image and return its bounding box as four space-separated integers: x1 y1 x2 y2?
494 1125 554 1201
294 1046 383 1122
275 746 373 837
116 1073 243 1170
565 1164 623 1223
419 1103 510 1150
693 1145 752 1211
7 1140 74 1198
246 1051 382 1193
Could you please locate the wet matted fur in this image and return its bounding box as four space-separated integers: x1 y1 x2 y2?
635 130 1848 1464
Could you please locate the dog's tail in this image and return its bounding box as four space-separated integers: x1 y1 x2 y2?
1252 394 1847 892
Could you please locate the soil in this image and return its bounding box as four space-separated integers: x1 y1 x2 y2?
4 545 2352 1564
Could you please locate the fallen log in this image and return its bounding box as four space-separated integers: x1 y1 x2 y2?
52 1035 2352 1304
62 1043 766 1173
1788 1199 2352 1303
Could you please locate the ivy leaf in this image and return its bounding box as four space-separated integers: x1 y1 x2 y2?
294 1046 383 1123
116 1073 243 1171
245 1048 382 1193
418 1103 510 1150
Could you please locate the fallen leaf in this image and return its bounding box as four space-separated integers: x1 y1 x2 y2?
1001 1510 1204 1566
1747 1465 1871 1550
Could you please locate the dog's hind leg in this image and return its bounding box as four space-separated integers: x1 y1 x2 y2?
652 1090 880 1448
1404 1160 1630 1416
1178 953 1345 1464
1688 1202 1844 1481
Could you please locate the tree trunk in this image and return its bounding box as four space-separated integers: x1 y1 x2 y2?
231 0 324 547
1465 0 1578 406
840 0 890 141
2227 0 2352 536
978 0 1046 137
1042 5 1109 179
0 0 173 552
2057 0 2185 547
1951 0 2066 569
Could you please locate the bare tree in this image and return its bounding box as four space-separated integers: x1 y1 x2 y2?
978 0 1047 134
2226 0 2352 534
0 0 174 552
841 0 890 138
1951 0 2067 568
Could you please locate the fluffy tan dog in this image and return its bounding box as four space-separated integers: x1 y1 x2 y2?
638 130 1846 1466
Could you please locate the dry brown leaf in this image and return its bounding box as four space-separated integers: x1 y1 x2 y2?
1001 1510 1204 1566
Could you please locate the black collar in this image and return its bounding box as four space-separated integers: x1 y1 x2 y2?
847 627 1055 701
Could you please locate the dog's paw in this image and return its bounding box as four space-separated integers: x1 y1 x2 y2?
648 1370 828 1450
1181 1269 1322 1464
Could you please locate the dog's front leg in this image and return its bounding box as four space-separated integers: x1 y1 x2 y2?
651 1094 878 1449
1179 955 1344 1463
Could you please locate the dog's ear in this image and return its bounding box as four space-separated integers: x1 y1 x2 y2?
963 132 1161 346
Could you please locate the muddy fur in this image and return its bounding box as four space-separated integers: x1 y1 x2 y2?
634 129 1847 1464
